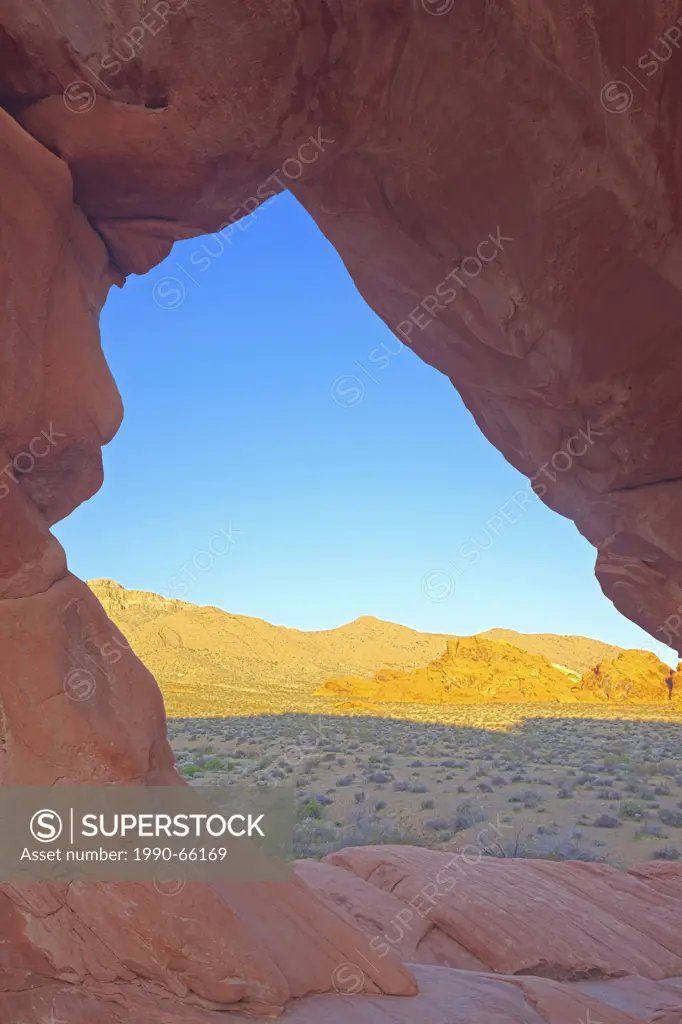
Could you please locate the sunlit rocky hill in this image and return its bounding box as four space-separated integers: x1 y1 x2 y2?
85 579 663 716
317 637 679 706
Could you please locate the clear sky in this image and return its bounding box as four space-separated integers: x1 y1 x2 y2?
54 192 677 665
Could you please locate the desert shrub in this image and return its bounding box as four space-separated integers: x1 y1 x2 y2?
541 842 607 863
298 798 325 820
353 791 366 804
634 820 667 840
375 800 387 811
482 828 534 858
652 846 681 860
557 781 574 799
393 780 411 792
593 814 620 828
659 809 682 828
512 789 543 809
367 771 393 784
619 799 647 820
292 822 338 857
491 776 507 786
452 800 485 831
338 813 425 850
336 775 354 787
421 798 435 810
426 818 451 831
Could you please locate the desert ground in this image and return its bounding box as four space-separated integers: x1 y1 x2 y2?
93 581 682 868
168 704 682 868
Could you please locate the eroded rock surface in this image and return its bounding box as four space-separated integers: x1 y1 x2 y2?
2 963 671 1024
312 849 682 981
3 1 682 1021
3 0 682 647
0 82 415 1014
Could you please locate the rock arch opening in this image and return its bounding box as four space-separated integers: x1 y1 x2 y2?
3 1 682 1020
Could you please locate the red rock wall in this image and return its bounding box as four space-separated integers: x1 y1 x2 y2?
2 1 682 1017
3 0 682 650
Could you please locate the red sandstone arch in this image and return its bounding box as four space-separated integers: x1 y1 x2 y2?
2 1 682 1019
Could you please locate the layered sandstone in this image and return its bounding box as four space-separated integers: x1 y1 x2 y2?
7 852 681 1022
3 1 682 649
3 1 682 1021
0 60 413 1017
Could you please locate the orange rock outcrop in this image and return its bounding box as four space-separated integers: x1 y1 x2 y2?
580 650 681 704
317 636 681 705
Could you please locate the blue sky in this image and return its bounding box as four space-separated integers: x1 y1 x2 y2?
54 192 676 665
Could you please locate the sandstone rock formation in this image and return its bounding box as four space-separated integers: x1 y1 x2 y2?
481 628 624 675
581 650 680 704
317 635 680 705
4 0 682 650
317 635 579 704
315 848 682 981
3 1 682 1021
0 69 414 1017
3 853 682 1022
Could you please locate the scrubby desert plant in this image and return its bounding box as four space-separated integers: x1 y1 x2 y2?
659 809 682 828
652 846 681 860
593 814 620 828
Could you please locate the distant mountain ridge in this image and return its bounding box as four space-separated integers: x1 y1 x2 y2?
479 628 624 675
87 580 656 713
